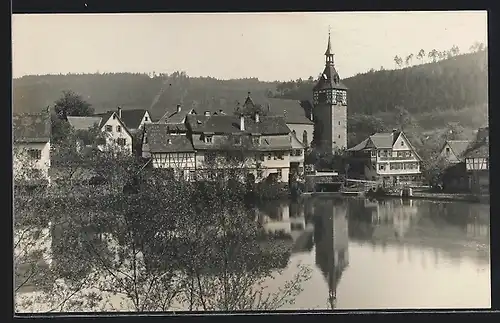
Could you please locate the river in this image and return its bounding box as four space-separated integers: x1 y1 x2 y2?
262 197 490 309
15 197 490 311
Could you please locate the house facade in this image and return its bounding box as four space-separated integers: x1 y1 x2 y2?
68 111 133 154
439 140 472 164
347 130 422 185
186 113 294 183
13 111 52 185
141 123 197 181
463 127 489 194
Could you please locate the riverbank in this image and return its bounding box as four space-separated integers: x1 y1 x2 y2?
301 190 489 204
382 191 490 204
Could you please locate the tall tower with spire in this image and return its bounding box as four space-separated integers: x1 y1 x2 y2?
312 31 348 154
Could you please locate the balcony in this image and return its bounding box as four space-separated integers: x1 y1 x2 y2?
378 155 417 161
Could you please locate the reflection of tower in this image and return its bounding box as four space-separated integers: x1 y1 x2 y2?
313 198 349 309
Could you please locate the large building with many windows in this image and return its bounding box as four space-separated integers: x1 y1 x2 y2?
346 130 422 185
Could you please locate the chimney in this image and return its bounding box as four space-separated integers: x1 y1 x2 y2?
240 115 245 131
255 112 260 123
176 104 182 113
392 129 398 133
117 106 122 119
204 111 211 116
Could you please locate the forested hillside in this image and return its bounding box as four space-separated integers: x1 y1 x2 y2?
13 72 277 121
13 47 488 136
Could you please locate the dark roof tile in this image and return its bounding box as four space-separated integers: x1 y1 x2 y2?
144 124 194 153
13 113 51 143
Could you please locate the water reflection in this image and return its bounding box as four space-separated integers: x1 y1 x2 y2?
256 197 490 309
19 197 490 310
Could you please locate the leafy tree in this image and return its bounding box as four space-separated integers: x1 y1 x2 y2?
417 49 426 64
14 139 311 312
54 90 94 120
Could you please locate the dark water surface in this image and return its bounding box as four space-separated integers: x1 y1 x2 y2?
260 197 490 310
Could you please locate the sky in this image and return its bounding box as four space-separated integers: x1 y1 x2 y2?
12 11 488 82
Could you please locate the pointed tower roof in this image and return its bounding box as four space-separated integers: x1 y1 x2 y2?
325 32 333 56
314 31 347 91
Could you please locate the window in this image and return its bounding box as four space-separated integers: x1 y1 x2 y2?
27 149 41 160
105 125 113 132
205 135 213 143
257 169 263 178
167 139 172 145
338 121 341 125
258 154 265 161
189 170 196 181
401 140 405 146
338 135 341 139
341 91 347 105
277 169 282 179
234 136 241 145
252 136 260 145
116 125 122 132
379 164 385 170
445 147 450 155
331 90 337 104
303 130 308 145
145 116 149 121
117 138 126 146
371 150 376 157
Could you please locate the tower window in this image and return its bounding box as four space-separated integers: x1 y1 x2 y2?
303 130 308 146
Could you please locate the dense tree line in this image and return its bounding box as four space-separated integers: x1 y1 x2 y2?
13 72 277 121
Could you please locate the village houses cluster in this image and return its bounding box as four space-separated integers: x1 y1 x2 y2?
13 34 489 193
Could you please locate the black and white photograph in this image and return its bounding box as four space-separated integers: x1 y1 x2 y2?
12 11 490 313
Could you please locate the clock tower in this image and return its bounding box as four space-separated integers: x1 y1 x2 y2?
312 32 348 154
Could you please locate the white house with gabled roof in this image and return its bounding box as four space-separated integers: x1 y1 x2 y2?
347 130 422 185
67 111 133 154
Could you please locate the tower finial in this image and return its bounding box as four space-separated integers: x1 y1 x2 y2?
325 28 334 65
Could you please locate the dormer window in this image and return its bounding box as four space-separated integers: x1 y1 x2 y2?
167 139 172 145
205 135 213 143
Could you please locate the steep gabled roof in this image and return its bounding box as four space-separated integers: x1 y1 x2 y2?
144 124 194 153
347 131 422 160
119 109 148 130
463 127 489 159
67 116 102 131
443 140 473 160
369 133 395 149
186 115 290 135
13 112 51 143
93 111 115 129
93 111 133 138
